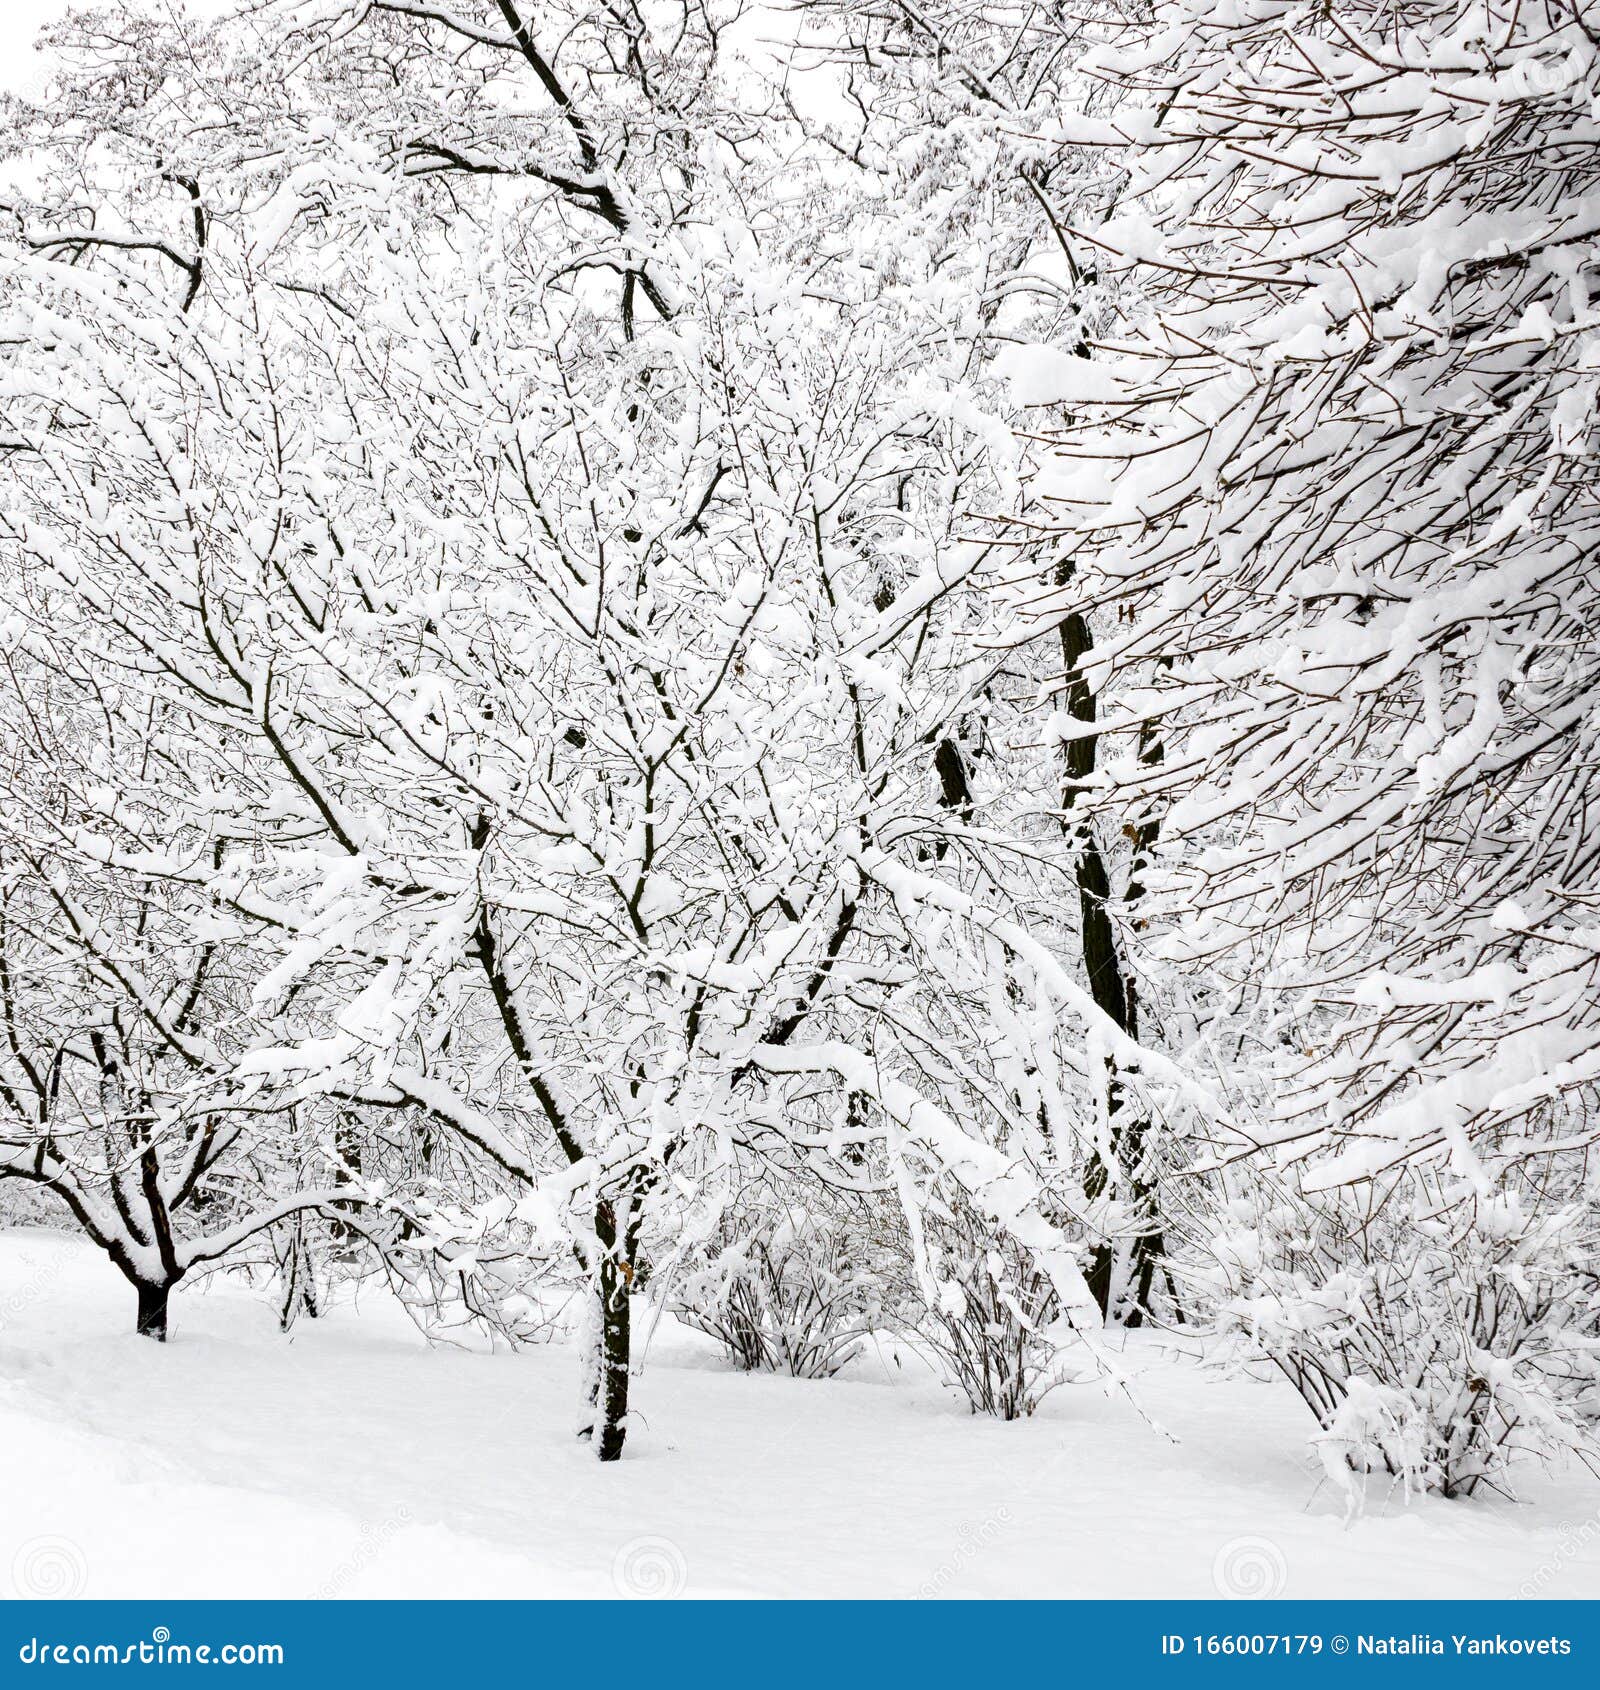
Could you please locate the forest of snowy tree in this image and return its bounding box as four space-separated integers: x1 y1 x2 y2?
0 0 1596 1565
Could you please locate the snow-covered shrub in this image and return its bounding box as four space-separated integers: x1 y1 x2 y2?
1204 1169 1600 1499
912 1189 1066 1420
370 1185 580 1352
0 1182 66 1229
674 1203 884 1379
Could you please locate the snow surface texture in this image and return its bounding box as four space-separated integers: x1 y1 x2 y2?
3 1231 1596 1601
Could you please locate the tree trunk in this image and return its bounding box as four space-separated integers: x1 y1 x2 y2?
1060 604 1166 1324
594 1251 631 1462
276 1216 321 1332
135 1279 171 1342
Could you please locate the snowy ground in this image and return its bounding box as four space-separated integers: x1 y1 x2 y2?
2 1228 1596 1601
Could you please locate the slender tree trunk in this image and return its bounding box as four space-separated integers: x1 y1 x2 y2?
135 1279 172 1342
579 1201 633 1462
1060 604 1166 1325
594 1249 631 1462
277 1222 320 1332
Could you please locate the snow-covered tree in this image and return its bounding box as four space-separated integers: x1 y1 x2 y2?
769 0 1193 1322
1006 0 1600 1482
0 0 1184 1453
0 646 355 1339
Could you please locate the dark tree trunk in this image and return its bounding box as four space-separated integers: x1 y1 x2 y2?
278 1240 320 1332
1060 606 1166 1325
135 1279 171 1342
594 1251 631 1462
578 1200 633 1462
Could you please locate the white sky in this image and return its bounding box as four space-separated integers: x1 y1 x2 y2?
1 2 241 94
0 1 69 93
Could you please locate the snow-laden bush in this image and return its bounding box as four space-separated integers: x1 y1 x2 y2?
0 1183 65 1229
912 1189 1067 1421
674 1203 886 1379
366 1187 583 1352
1203 1170 1600 1499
